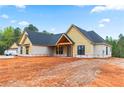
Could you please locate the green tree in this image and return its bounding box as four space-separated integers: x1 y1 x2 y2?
0 26 21 54
0 30 3 40
117 34 124 57
2 26 15 48
14 27 21 43
112 40 119 57
119 34 123 39
106 34 124 58
24 24 38 32
0 41 6 55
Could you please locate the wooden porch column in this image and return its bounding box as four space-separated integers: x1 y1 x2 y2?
71 44 73 57
56 45 59 56
58 45 59 56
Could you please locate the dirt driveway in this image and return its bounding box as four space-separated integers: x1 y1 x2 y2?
0 56 124 87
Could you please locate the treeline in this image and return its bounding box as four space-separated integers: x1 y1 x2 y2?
0 27 21 54
0 24 53 55
106 34 124 58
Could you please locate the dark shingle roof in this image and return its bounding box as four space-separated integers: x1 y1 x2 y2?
73 25 105 43
26 31 62 46
26 24 106 46
87 31 105 43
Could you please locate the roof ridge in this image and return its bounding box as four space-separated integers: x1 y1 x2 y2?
71 24 88 32
88 30 94 32
54 33 64 35
71 25 105 43
26 30 54 36
26 31 65 36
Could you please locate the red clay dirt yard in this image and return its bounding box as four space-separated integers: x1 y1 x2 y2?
0 56 124 87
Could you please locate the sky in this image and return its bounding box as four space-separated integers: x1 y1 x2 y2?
0 5 124 39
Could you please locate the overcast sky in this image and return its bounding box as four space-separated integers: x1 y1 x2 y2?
0 5 124 39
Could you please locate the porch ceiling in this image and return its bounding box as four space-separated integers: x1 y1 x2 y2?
57 42 72 46
19 43 30 46
56 34 73 45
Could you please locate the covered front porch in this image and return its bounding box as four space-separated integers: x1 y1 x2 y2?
53 34 74 57
18 44 31 55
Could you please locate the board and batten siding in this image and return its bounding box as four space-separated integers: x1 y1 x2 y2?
10 43 18 49
94 44 111 58
67 26 94 58
53 46 67 56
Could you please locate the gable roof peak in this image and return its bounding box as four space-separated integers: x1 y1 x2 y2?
71 24 87 32
71 24 76 27
68 24 106 44
24 30 63 46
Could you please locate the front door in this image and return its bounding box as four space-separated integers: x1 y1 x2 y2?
56 46 63 55
67 45 71 57
25 46 29 54
20 46 23 54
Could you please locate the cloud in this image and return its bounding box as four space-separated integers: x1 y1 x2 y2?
99 23 105 28
15 5 26 9
99 18 110 23
18 21 29 26
91 5 124 13
91 6 106 13
10 20 17 23
98 18 110 28
0 14 9 19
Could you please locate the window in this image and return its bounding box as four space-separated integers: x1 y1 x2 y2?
106 47 108 55
56 46 63 54
59 46 63 54
26 46 29 54
77 45 85 55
